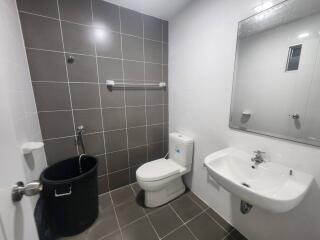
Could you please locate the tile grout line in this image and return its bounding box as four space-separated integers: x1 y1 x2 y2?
26 46 167 65
89 3 123 238
37 104 168 112
168 203 201 240
42 123 167 141
161 20 165 155
142 12 150 163
19 10 168 45
90 0 110 195
56 0 79 155
118 6 131 185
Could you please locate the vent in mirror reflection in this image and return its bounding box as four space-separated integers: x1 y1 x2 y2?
286 44 302 71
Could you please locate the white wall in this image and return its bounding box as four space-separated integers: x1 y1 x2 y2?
0 0 46 239
169 0 320 239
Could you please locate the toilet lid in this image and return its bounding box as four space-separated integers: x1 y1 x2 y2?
136 158 181 182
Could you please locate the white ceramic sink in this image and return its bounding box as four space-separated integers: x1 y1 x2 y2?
204 148 313 213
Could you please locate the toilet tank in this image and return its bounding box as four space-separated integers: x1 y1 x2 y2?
169 132 194 168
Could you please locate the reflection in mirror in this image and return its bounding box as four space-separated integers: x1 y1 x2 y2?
230 0 320 147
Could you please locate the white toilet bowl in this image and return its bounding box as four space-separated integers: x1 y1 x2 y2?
136 158 190 208
136 132 194 207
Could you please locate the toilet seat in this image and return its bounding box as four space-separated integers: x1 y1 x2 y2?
136 158 185 182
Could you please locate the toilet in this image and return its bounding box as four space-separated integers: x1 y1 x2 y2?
136 132 194 208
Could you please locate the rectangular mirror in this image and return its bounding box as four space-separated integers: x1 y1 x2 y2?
230 0 320 147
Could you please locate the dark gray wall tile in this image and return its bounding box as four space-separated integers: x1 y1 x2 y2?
38 111 74 139
17 0 59 18
70 83 100 109
59 0 92 25
164 89 168 104
27 49 67 82
147 124 164 144
32 82 71 111
100 85 125 108
73 109 103 133
107 150 129 173
145 63 162 83
164 105 168 122
126 106 146 128
143 15 162 41
163 21 168 43
96 155 107 176
98 58 123 81
67 54 98 83
147 105 163 125
80 133 105 155
44 136 77 165
128 127 146 148
108 169 130 190
130 165 139 183
105 129 127 152
20 13 63 51
146 90 163 105
163 43 168 64
96 31 121 58
102 108 126 131
164 123 168 141
120 8 143 37
98 175 109 194
21 0 169 193
163 65 168 83
123 61 144 82
144 39 162 63
62 21 95 55
148 142 164 161
125 90 145 106
129 145 147 167
92 0 120 32
122 35 143 61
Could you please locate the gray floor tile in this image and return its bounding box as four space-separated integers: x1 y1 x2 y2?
100 231 122 240
87 207 119 239
111 185 135 206
227 229 247 240
187 212 228 240
131 183 142 195
149 205 183 238
115 200 145 227
187 191 208 210
171 194 202 222
162 226 196 240
206 208 234 233
121 217 158 240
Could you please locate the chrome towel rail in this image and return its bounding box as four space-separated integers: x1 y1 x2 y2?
106 80 166 90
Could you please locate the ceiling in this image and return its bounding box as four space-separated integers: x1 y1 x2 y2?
104 0 193 20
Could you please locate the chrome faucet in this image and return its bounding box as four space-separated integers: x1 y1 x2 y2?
251 150 266 164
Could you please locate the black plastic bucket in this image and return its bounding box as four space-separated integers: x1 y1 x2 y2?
40 155 98 237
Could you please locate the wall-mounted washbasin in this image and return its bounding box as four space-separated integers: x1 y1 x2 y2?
204 148 313 213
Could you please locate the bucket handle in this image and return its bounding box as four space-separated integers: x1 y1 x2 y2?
54 184 72 197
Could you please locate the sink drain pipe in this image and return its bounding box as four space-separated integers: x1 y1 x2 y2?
240 200 253 214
